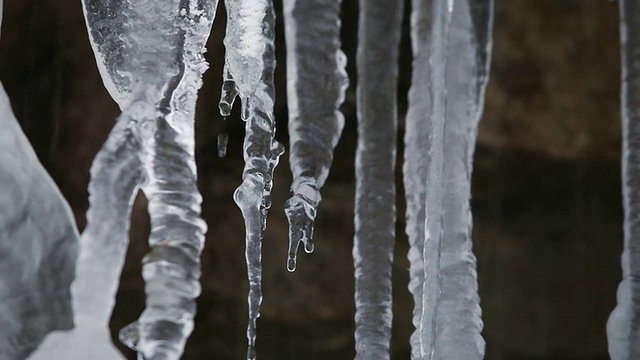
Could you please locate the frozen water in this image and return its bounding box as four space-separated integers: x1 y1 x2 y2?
352 0 403 358
0 82 79 360
403 0 452 358
30 1 216 359
608 1 640 358
282 0 348 272
220 0 284 358
434 0 493 358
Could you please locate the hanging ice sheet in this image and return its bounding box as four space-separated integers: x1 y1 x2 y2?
29 1 217 359
282 0 348 272
352 0 402 358
608 1 640 358
0 81 79 359
219 0 283 358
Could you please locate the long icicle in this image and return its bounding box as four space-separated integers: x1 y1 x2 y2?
434 0 493 358
220 0 283 358
403 0 453 358
281 0 348 272
608 1 640 358
352 0 403 358
30 1 217 359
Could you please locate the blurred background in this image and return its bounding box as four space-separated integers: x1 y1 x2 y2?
0 0 622 359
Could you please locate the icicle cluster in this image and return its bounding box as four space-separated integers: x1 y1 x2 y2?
608 1 640 359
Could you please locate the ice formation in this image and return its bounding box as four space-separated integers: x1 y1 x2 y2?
0 0 504 357
436 0 493 358
29 1 216 359
282 0 348 272
219 0 283 358
0 81 79 359
608 1 640 358
352 0 402 358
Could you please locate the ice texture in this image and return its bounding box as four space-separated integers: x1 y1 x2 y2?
352 0 403 358
30 1 216 359
281 0 348 272
0 82 79 359
435 0 493 358
403 0 452 358
608 1 640 358
220 0 284 358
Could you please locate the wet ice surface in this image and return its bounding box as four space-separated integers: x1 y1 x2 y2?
0 82 78 359
220 0 283 358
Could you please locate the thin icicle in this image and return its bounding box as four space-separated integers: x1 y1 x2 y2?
220 0 283 358
608 1 640 358
433 0 493 359
282 0 348 272
30 1 217 359
403 0 453 358
352 0 403 358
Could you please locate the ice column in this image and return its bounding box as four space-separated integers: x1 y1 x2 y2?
435 0 493 359
219 0 283 358
608 1 640 358
30 1 217 359
281 0 348 272
0 80 79 359
403 0 452 358
352 0 403 358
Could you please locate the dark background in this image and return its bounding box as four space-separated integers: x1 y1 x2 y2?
0 0 623 359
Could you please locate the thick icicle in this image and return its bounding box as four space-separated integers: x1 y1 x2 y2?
403 0 453 358
281 0 348 272
30 1 217 359
434 0 493 359
220 0 283 358
0 81 79 359
352 0 402 358
608 1 640 358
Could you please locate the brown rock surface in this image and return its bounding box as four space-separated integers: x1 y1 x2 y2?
0 0 622 359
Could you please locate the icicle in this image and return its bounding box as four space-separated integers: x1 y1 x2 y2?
352 0 403 358
433 0 493 359
403 0 453 358
221 0 283 358
30 1 217 359
608 1 640 358
0 81 79 359
281 0 348 272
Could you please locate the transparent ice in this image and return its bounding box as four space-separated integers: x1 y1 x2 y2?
29 0 216 359
219 0 283 358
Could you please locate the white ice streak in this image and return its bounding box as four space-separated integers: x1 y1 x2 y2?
352 0 403 358
0 82 79 360
403 0 453 358
434 0 493 359
608 1 640 359
282 0 348 272
30 1 217 359
220 0 283 358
